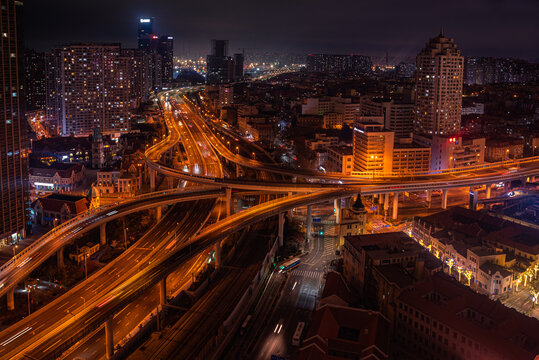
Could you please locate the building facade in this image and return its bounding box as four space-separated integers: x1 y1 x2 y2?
415 32 463 136
0 0 28 245
45 44 132 137
353 122 394 173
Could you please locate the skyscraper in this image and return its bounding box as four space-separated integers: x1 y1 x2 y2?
158 35 174 84
206 40 235 84
0 0 28 244
414 31 463 136
233 53 244 80
45 44 132 137
137 17 154 52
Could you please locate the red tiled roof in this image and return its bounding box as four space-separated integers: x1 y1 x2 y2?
398 273 539 359
300 304 390 359
321 271 354 305
33 194 89 215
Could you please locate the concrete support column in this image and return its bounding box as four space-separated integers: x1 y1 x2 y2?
100 223 106 246
7 288 14 311
278 212 284 247
442 189 448 209
214 241 222 267
167 177 173 189
105 317 114 360
156 206 162 222
486 184 492 200
306 205 313 244
225 187 232 217
392 192 400 220
334 198 342 224
288 191 293 197
426 190 432 208
383 193 389 212
57 246 64 269
150 169 156 192
235 164 240 178
159 277 167 306
521 177 527 188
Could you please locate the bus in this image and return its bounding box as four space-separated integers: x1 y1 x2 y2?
292 321 305 346
279 258 300 273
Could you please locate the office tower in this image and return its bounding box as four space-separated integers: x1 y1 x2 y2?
158 35 174 84
306 54 372 75
0 0 28 244
137 17 154 52
206 40 235 84
353 121 394 173
233 53 244 79
212 40 228 58
414 31 463 136
24 49 46 110
45 44 131 137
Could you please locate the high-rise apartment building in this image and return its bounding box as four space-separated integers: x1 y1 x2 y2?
360 96 415 139
306 54 372 75
414 31 463 136
0 0 28 244
120 48 152 102
24 49 46 110
45 44 132 137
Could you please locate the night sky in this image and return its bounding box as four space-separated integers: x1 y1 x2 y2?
24 0 539 61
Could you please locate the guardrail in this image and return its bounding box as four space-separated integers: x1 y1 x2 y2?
0 187 219 276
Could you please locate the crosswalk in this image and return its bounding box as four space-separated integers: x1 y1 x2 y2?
291 270 322 279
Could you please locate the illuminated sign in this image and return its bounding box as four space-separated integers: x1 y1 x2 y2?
168 36 173 40
34 182 54 187
140 19 151 23
152 35 158 39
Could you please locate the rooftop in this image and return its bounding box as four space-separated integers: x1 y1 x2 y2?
398 273 539 359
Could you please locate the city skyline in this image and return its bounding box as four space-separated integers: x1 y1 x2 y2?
24 0 539 60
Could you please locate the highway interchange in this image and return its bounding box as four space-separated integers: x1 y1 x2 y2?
0 85 537 359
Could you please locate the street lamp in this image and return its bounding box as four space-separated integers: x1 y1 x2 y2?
12 245 18 258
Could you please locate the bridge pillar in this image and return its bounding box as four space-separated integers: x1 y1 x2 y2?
167 176 174 189
426 190 432 208
392 192 400 220
57 246 64 269
521 177 527 188
306 205 313 244
383 193 389 213
278 212 284 247
7 288 14 311
100 223 107 246
441 189 448 209
159 277 167 306
334 198 342 224
105 317 114 360
150 169 156 192
156 206 162 222
225 187 232 217
485 184 492 200
288 191 293 197
235 164 240 178
214 241 222 267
